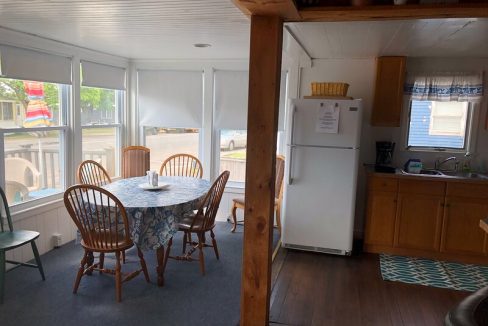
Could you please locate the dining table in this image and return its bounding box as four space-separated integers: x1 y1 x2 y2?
102 175 211 286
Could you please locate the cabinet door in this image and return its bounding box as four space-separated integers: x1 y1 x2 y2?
371 56 406 127
394 193 444 251
365 190 397 246
441 197 488 255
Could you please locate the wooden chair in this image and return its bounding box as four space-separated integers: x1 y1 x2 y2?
77 160 112 187
63 184 150 302
230 155 285 233
122 146 150 178
0 186 45 304
168 170 230 275
159 153 203 179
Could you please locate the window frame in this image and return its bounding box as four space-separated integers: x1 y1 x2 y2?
80 88 124 178
403 99 478 154
0 81 71 208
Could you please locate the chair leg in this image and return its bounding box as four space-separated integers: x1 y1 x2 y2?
210 230 219 260
86 251 94 276
197 233 205 276
73 250 88 294
276 203 282 234
115 251 122 302
0 250 5 304
231 202 238 233
99 253 105 274
31 240 45 281
122 250 126 264
182 231 188 254
137 247 150 283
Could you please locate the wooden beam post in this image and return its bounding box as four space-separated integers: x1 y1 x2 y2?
240 15 283 326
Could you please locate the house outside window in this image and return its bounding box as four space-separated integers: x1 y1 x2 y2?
407 100 470 150
404 73 483 153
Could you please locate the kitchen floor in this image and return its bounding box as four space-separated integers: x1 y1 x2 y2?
270 249 468 326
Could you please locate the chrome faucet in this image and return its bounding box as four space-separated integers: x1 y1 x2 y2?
435 156 459 171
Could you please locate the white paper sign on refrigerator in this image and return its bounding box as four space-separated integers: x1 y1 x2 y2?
315 103 340 133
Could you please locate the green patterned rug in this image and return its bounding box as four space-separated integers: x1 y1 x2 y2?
380 254 488 292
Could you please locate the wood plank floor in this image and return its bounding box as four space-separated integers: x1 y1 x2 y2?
270 249 469 326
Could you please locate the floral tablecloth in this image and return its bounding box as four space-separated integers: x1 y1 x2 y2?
103 176 210 250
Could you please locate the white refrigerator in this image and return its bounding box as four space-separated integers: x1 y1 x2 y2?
282 98 362 256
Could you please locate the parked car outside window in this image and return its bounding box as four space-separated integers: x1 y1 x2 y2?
220 130 247 151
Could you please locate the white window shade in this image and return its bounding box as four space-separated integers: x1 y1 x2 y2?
0 45 72 84
138 70 203 128
214 70 287 131
81 61 126 90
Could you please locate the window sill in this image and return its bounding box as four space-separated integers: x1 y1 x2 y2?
405 147 468 154
10 194 64 222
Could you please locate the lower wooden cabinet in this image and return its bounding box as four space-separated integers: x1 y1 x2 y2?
365 191 397 246
364 174 488 264
394 193 444 251
440 197 488 255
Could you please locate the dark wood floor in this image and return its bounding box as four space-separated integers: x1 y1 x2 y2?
270 249 469 326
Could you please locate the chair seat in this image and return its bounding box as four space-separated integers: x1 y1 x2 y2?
232 197 278 206
178 214 214 232
80 238 133 252
0 230 39 250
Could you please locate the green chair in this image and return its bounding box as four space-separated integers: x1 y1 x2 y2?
0 186 45 303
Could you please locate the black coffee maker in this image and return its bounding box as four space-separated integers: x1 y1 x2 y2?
375 141 396 173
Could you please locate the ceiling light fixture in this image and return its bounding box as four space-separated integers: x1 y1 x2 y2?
193 43 211 48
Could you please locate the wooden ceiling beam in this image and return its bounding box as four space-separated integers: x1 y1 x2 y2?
299 3 488 22
232 0 301 20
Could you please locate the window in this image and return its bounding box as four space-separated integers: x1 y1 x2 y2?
144 127 200 172
1 102 13 121
80 86 123 178
407 100 471 150
0 78 69 204
219 130 247 183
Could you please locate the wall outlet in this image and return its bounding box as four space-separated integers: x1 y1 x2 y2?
52 233 62 248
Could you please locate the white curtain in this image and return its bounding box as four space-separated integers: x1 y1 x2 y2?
404 73 483 102
213 70 288 130
138 70 203 128
0 45 72 84
81 61 126 90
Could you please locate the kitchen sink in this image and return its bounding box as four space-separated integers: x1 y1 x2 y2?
442 171 488 179
401 169 445 176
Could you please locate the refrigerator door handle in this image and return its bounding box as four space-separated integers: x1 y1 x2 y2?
288 107 297 185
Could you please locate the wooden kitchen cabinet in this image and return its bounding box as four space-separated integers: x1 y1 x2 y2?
440 197 488 256
364 173 488 265
364 175 398 247
394 193 444 251
371 56 406 127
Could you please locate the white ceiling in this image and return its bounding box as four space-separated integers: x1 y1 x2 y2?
0 0 251 60
0 0 487 60
287 19 488 59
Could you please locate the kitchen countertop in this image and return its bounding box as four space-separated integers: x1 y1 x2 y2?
365 166 488 184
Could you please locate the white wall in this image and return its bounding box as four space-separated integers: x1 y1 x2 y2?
299 57 488 237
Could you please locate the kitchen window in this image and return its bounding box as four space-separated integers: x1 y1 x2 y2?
404 73 482 153
406 100 472 151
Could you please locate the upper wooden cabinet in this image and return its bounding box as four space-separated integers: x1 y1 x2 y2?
371 56 406 127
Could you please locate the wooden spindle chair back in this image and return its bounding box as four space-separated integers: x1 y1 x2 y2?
122 146 150 178
275 155 285 201
190 170 230 232
0 186 13 232
159 153 203 179
77 160 112 187
64 184 131 251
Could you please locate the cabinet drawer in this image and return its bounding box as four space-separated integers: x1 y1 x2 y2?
399 179 445 196
368 176 398 192
447 183 488 199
